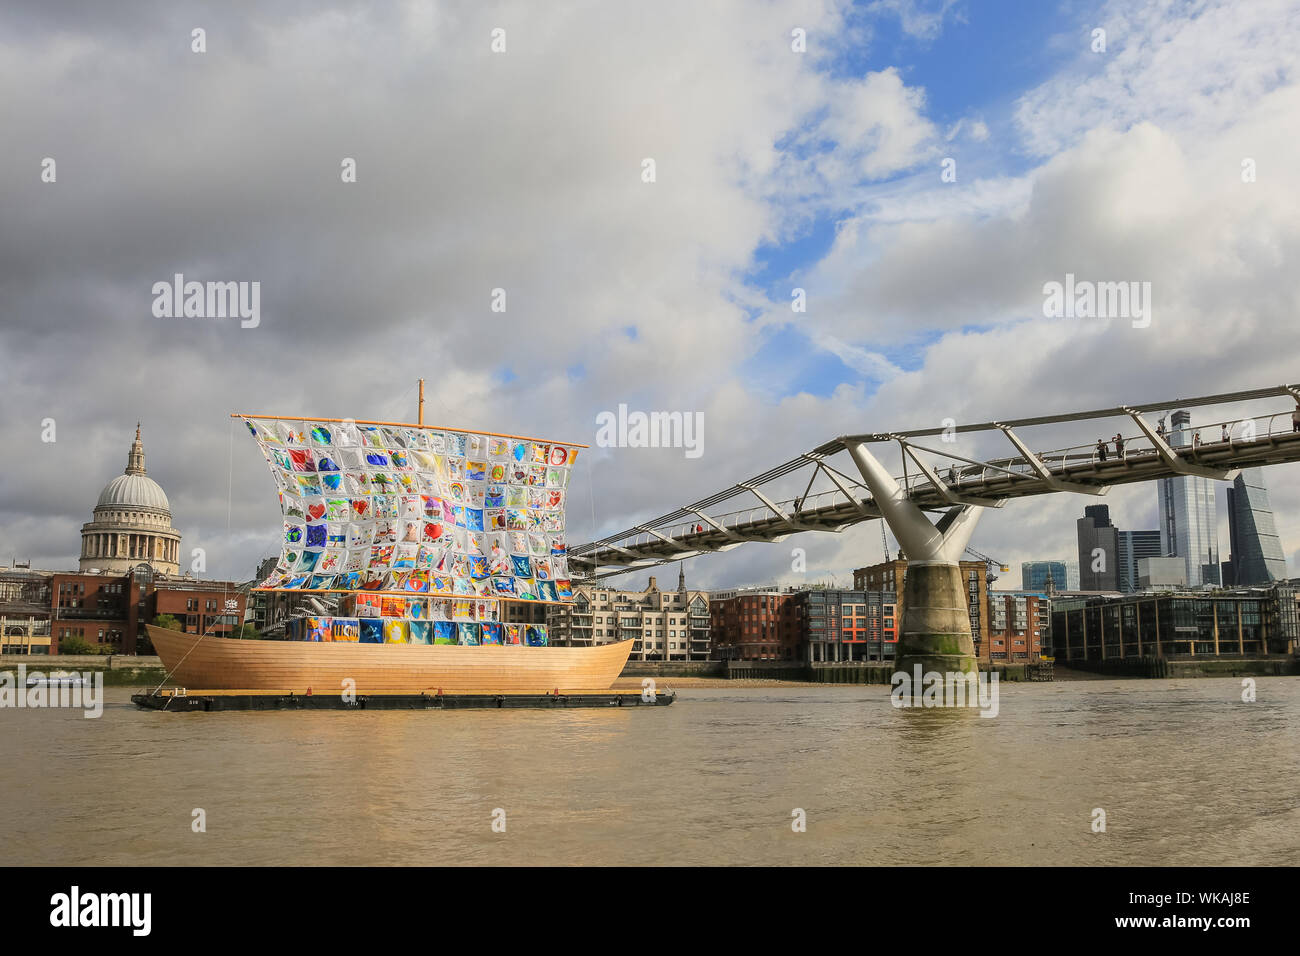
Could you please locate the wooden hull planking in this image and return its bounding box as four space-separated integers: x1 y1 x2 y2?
146 625 635 694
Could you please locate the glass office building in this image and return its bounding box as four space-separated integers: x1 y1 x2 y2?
1225 467 1287 585
1117 530 1163 592
1021 561 1068 591
1158 410 1220 586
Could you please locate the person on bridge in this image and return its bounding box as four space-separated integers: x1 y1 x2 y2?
1221 423 1231 443
1156 419 1167 441
1113 433 1125 457
1096 439 1108 461
1293 403 1300 432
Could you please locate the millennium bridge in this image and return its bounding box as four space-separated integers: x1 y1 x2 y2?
570 384 1300 673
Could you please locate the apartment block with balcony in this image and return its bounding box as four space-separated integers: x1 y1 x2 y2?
547 568 711 661
795 589 897 663
986 592 1047 662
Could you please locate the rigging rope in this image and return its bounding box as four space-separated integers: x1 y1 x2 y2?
149 416 237 694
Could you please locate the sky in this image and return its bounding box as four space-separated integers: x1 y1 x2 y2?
2 0 1299 592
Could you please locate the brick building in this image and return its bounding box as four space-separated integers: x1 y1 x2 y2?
986 591 1047 662
709 587 800 661
46 565 246 654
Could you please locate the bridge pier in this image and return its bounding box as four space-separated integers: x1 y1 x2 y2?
846 442 984 677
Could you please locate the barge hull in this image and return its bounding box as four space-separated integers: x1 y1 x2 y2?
146 625 635 694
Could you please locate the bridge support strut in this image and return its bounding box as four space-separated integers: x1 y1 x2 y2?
846 442 986 677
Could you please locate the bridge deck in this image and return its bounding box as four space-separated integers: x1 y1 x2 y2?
570 385 1300 577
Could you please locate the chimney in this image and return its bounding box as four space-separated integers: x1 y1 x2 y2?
647 576 658 591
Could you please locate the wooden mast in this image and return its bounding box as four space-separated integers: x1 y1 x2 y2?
418 378 425 427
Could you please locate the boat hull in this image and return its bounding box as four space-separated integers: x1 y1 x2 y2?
146 626 635 694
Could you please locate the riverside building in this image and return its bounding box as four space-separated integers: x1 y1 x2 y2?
793 589 897 663
546 568 711 661
709 586 800 661
1051 586 1300 662
986 591 1048 662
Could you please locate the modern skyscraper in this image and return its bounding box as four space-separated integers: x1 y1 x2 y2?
1117 530 1163 592
1225 467 1287 585
1022 561 1068 591
1063 558 1080 590
1157 410 1220 586
1077 504 1119 591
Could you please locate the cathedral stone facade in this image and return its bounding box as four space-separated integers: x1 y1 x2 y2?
79 426 181 575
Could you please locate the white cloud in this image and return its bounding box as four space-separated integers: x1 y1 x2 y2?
0 0 942 582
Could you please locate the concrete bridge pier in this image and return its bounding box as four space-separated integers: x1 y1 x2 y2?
846 442 985 677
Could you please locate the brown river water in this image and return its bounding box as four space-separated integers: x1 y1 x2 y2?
2 679 1297 865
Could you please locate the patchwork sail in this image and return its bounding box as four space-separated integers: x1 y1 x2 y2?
243 416 579 602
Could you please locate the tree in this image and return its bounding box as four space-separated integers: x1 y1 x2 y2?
153 614 181 630
59 635 95 655
228 623 262 640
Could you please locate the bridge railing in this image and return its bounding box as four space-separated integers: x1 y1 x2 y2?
917 411 1296 494
577 408 1299 561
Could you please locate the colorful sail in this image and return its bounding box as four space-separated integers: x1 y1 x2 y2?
244 417 579 602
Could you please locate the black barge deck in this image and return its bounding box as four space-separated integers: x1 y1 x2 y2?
131 688 675 712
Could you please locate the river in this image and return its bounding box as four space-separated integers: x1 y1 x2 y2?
3 678 1296 865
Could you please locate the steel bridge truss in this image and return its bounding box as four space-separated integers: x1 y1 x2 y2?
569 384 1300 579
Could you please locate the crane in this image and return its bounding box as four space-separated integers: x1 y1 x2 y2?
964 546 1010 585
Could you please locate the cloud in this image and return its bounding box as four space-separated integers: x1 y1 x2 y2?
0 0 942 583
866 0 965 41
3 0 1297 594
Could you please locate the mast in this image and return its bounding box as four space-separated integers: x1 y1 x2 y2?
418 378 425 426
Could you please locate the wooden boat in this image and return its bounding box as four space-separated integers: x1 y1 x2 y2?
147 625 636 694
148 401 634 698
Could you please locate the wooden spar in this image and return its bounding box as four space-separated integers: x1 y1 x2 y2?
230 412 590 448
418 378 425 427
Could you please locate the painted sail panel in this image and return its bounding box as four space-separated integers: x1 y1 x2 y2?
245 417 577 601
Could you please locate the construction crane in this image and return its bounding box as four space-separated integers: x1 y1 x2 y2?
880 524 891 563
964 546 1010 585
